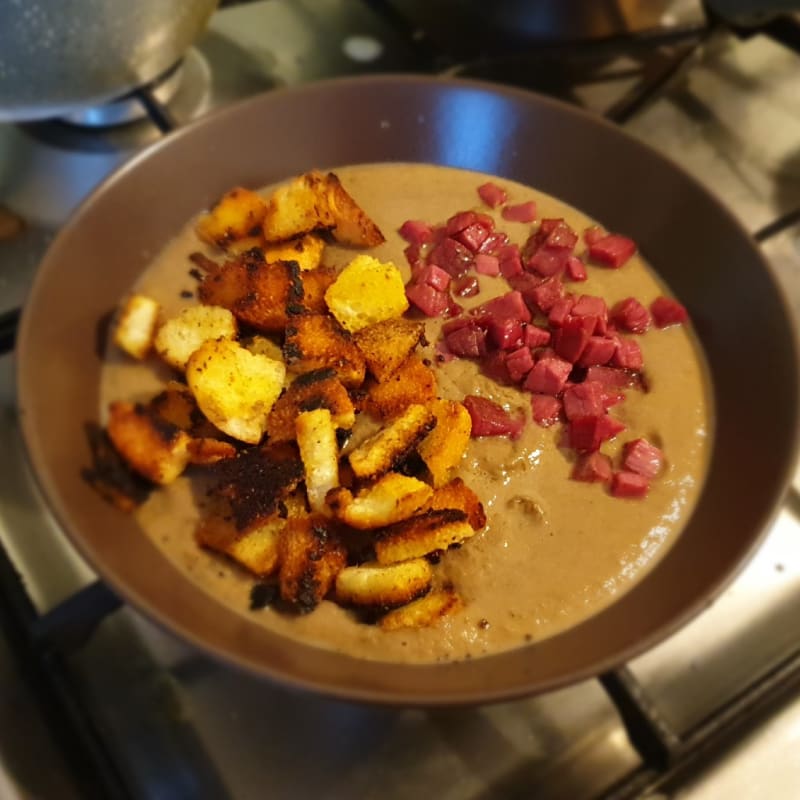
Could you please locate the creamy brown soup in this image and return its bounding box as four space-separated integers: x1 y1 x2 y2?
101 163 712 664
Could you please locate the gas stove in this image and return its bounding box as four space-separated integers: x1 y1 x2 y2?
1 2 799 798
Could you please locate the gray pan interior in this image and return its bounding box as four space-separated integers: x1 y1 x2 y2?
16 75 800 705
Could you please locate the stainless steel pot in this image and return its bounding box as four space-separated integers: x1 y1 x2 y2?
0 0 218 122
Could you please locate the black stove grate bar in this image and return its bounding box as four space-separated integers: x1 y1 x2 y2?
753 206 800 243
0 307 20 355
133 85 180 135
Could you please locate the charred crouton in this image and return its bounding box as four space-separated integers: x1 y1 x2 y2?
154 305 237 371
324 172 385 247
278 515 347 613
354 317 426 382
266 369 355 443
295 409 339 513
186 339 285 444
263 232 325 271
374 509 476 564
107 401 192 485
363 356 437 420
335 559 432 607
379 587 464 631
417 399 473 487
113 294 160 360
348 404 435 481
283 312 366 388
324 255 408 333
328 473 432 530
149 381 219 439
422 478 486 530
195 187 268 250
196 508 284 577
187 437 238 466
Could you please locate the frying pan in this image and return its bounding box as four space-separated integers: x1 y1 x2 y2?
16 76 800 705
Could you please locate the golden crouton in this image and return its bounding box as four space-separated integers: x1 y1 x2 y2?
422 478 486 530
196 510 284 577
296 409 339 513
113 294 160 360
266 369 355 443
347 404 435 480
283 312 366 388
186 339 285 444
263 232 325 271
195 187 268 249
324 173 385 247
379 587 464 631
106 401 192 485
374 509 476 564
187 437 238 465
324 255 408 334
278 515 347 613
154 305 237 371
363 356 437 420
354 318 426 382
149 381 219 439
242 335 284 362
335 559 432 607
418 400 473 487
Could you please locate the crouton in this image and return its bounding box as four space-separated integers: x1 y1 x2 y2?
363 356 437 420
328 473 432 529
335 559 432 607
417 400 473 487
379 587 464 631
374 509 476 564
187 437 238 465
186 339 285 444
354 318 426 382
348 404 435 480
149 381 219 439
113 294 160 360
422 478 486 530
263 232 325 271
324 172 385 247
325 255 408 334
242 335 284 362
278 515 347 613
106 401 192 485
154 305 237 371
266 369 355 443
195 187 268 249
283 312 366 388
296 408 339 513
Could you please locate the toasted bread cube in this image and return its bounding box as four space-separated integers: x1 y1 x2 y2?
279 515 347 613
187 437 238 465
264 233 325 271
324 172 385 247
296 408 339 513
225 235 266 255
149 381 220 439
266 369 355 443
325 255 408 334
329 473 432 529
242 335 284 362
195 187 268 249
348 404 435 480
422 478 486 530
113 294 161 360
379 587 464 631
196 511 284 577
107 401 191 485
374 509 476 564
335 559 432 607
186 339 285 444
363 356 437 420
283 312 366 387
354 318 426 382
418 400 472 487
154 305 238 371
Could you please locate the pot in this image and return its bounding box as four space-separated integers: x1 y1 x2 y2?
0 0 218 122
16 76 800 705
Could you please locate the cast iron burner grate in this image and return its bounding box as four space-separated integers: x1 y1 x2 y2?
2 27 800 796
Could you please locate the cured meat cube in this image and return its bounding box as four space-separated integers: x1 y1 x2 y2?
487 317 524 350
572 295 608 325
572 452 612 483
526 246 570 277
502 201 537 223
583 225 605 246
463 396 524 438
586 365 640 390
498 244 523 278
477 290 532 324
611 297 651 333
478 181 507 208
474 254 500 276
481 350 512 385
611 338 643 370
548 296 575 327
445 210 477 235
553 317 591 363
478 230 509 254
523 355 572 395
565 256 587 282
568 414 625 453
405 283 449 317
444 323 488 358
651 296 689 328
623 438 664 478
404 243 424 270
399 219 434 245
529 276 564 314
415 263 451 291
531 394 562 427
428 237 473 278
611 470 649 498
563 381 605 420
506 346 535 382
457 222 491 253
577 336 616 367
588 234 637 268
523 324 551 348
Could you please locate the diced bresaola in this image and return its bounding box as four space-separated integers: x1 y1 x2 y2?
651 296 689 328
478 181 507 208
428 236 473 278
405 282 450 317
611 297 650 333
487 317 524 350
475 290 531 324
562 381 605 420
526 246 571 277
523 354 572 395
506 346 535 382
531 394 562 427
611 470 649 498
565 256 587 282
577 336 616 367
571 452 612 483
548 296 575 327
586 365 641 390
452 275 480 298
611 338 643 370
501 201 537 223
588 233 637 268
622 438 664 478
475 253 500 276
463 395 525 438
444 321 488 358
523 275 563 314
523 324 550 348
498 244 523 278
568 414 626 453
553 316 591 363
399 219 434 245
